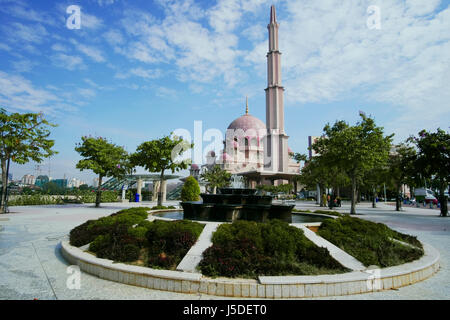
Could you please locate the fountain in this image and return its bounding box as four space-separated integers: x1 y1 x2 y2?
180 187 294 223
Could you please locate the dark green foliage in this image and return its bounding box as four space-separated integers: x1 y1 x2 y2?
151 205 176 210
69 219 97 247
199 220 348 279
89 223 141 262
69 207 203 267
317 216 423 267
180 176 200 201
69 207 149 247
146 220 204 269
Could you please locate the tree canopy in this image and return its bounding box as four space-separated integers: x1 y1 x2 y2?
312 115 393 214
200 165 231 194
75 136 130 207
0 108 57 213
409 128 449 216
130 134 192 206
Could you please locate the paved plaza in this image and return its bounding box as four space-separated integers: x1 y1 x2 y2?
0 200 449 300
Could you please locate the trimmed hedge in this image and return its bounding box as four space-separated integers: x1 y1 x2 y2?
180 176 200 201
69 207 150 248
146 220 204 269
199 220 348 279
150 205 176 210
69 207 204 267
317 216 424 267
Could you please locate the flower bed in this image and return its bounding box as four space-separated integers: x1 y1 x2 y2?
69 207 204 269
317 216 424 267
199 219 349 279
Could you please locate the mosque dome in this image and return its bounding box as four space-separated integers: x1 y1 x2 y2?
227 97 266 133
191 164 199 170
227 114 266 132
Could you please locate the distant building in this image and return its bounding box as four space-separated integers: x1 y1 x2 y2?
52 179 68 189
92 177 99 188
7 173 12 183
21 174 36 185
35 175 50 188
67 178 85 188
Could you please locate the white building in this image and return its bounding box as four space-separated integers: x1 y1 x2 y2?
21 174 36 185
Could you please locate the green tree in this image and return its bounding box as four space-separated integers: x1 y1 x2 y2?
75 136 130 207
409 129 450 217
200 165 231 194
181 176 201 201
0 109 57 213
385 143 417 211
313 115 393 214
130 134 192 206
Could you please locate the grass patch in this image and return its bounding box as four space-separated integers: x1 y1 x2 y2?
150 205 176 210
199 219 349 279
317 216 423 267
69 207 203 269
292 208 343 216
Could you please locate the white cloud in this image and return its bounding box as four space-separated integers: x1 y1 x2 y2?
243 1 450 116
103 29 125 46
2 22 48 44
51 53 85 70
51 43 69 52
78 88 96 98
0 71 61 114
12 59 35 73
0 2 57 26
70 39 105 63
81 12 103 30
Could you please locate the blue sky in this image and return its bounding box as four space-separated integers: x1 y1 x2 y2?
1 0 449 184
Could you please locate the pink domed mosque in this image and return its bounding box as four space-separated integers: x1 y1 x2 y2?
198 5 300 188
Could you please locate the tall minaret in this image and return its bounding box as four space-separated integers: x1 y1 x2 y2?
265 5 289 173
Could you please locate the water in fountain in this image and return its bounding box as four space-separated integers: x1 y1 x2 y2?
230 175 245 188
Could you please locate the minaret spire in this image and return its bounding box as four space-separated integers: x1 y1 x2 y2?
245 96 249 114
270 4 277 23
265 4 289 173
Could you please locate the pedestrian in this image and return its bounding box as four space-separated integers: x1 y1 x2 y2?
322 193 327 207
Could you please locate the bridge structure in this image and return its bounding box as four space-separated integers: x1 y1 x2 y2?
100 174 181 202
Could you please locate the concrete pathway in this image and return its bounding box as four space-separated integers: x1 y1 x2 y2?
291 224 366 271
176 222 220 273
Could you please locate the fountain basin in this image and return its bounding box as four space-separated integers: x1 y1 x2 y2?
180 187 294 223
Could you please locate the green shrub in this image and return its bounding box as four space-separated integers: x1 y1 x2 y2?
317 216 423 267
8 194 64 206
69 220 98 247
180 176 200 201
69 207 149 247
69 208 203 267
150 205 176 210
146 220 204 269
199 220 348 278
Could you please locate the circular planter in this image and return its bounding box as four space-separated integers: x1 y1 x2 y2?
60 238 440 298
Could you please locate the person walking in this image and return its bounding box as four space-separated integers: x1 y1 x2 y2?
322 193 327 207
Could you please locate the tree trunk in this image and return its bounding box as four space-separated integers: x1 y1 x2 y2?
372 187 376 208
1 158 7 214
350 176 357 214
213 186 217 194
95 175 103 208
319 184 325 207
440 182 448 217
395 184 402 211
158 170 165 207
